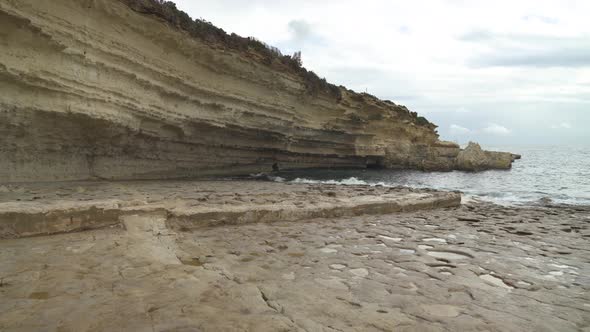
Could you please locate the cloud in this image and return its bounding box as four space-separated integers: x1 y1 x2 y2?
455 107 471 113
458 29 494 42
288 20 312 41
470 47 590 68
398 26 411 34
462 32 590 68
522 15 559 25
449 124 472 135
551 122 572 129
318 65 422 101
171 0 590 145
482 123 511 135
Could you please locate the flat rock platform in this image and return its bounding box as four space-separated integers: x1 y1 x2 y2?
0 180 589 331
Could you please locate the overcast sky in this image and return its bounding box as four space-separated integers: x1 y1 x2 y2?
172 0 589 146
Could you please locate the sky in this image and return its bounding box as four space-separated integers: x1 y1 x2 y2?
172 0 590 146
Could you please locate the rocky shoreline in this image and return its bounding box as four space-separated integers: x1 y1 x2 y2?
1 1 583 331
0 180 588 331
0 0 516 183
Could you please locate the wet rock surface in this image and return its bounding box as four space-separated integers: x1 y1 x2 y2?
1 201 589 331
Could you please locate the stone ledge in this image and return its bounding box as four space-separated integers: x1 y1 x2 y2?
0 180 461 239
167 192 460 231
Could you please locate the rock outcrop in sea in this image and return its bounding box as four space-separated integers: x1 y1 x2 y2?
455 142 515 172
0 0 516 182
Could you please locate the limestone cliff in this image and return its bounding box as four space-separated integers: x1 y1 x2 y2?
0 0 515 182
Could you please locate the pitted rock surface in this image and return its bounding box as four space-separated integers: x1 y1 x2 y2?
1 202 589 331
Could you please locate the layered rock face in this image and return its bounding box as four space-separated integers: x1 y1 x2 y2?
455 142 517 172
0 0 515 182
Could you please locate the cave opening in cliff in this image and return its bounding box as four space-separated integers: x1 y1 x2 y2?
366 158 384 169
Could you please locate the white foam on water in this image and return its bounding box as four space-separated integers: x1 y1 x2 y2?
269 176 286 182
253 145 590 206
249 173 286 182
290 177 383 186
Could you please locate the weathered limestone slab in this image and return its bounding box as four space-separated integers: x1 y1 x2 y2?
0 202 588 331
0 180 460 238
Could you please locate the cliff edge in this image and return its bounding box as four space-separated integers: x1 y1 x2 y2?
0 0 516 182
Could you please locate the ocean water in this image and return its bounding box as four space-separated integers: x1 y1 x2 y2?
264 146 590 206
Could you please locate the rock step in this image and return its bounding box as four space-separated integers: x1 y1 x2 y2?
168 193 460 231
0 191 460 239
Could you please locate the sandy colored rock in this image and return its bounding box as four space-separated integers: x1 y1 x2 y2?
456 142 514 171
0 0 515 182
0 180 460 239
1 201 588 331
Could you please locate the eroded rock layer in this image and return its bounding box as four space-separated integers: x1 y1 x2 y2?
0 0 514 182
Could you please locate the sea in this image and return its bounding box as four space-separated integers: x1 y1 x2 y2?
257 146 590 206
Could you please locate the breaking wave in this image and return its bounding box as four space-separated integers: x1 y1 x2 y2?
290 177 386 186
250 146 590 206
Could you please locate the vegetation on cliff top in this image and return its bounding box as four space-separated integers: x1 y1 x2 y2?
120 0 339 96
119 0 436 130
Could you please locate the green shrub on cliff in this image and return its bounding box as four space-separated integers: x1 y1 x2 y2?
416 116 430 126
120 0 342 100
121 0 435 127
